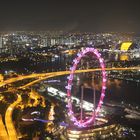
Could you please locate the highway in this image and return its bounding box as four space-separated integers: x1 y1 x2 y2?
5 94 22 140
0 115 9 140
19 67 140 89
0 67 139 89
1 66 140 139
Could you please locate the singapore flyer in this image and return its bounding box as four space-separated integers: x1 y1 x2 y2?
66 47 107 127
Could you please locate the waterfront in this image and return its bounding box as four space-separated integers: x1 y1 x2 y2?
46 75 140 139
0 32 140 139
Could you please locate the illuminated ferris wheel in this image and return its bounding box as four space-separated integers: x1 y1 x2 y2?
66 47 107 127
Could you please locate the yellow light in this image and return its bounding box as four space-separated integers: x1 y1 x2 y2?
120 54 129 61
120 42 132 51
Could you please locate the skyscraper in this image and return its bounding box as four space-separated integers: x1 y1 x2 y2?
0 36 3 53
0 36 2 49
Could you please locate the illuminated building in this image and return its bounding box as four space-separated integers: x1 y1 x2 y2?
0 36 4 53
120 42 132 51
0 36 2 49
120 54 129 61
115 42 140 61
66 123 129 140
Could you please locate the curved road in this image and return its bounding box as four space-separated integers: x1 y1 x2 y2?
19 67 140 89
0 67 139 89
5 94 22 140
0 115 9 140
2 67 140 139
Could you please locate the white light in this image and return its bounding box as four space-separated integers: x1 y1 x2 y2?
70 67 75 71
100 101 103 104
65 85 72 90
31 111 40 115
99 58 103 63
103 86 106 90
73 59 79 64
101 93 105 97
103 78 107 82
77 53 82 57
67 76 73 80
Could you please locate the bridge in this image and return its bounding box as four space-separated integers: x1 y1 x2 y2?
0 66 139 139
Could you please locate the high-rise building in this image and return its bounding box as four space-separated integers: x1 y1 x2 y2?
41 37 48 47
51 38 56 46
0 36 3 53
0 36 2 49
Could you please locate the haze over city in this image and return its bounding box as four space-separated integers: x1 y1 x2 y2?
0 0 140 140
0 0 140 32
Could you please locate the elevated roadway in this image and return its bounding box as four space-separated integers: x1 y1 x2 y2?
5 94 22 140
0 67 139 88
2 66 140 139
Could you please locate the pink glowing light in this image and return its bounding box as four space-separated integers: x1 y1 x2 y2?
66 47 107 127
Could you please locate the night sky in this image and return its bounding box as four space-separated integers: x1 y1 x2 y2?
0 0 140 32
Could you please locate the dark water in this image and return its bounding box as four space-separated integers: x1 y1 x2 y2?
72 76 140 106
49 73 140 106
104 79 140 105
49 75 140 139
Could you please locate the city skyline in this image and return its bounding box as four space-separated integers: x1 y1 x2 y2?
0 0 140 32
0 1 140 138
0 25 140 139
